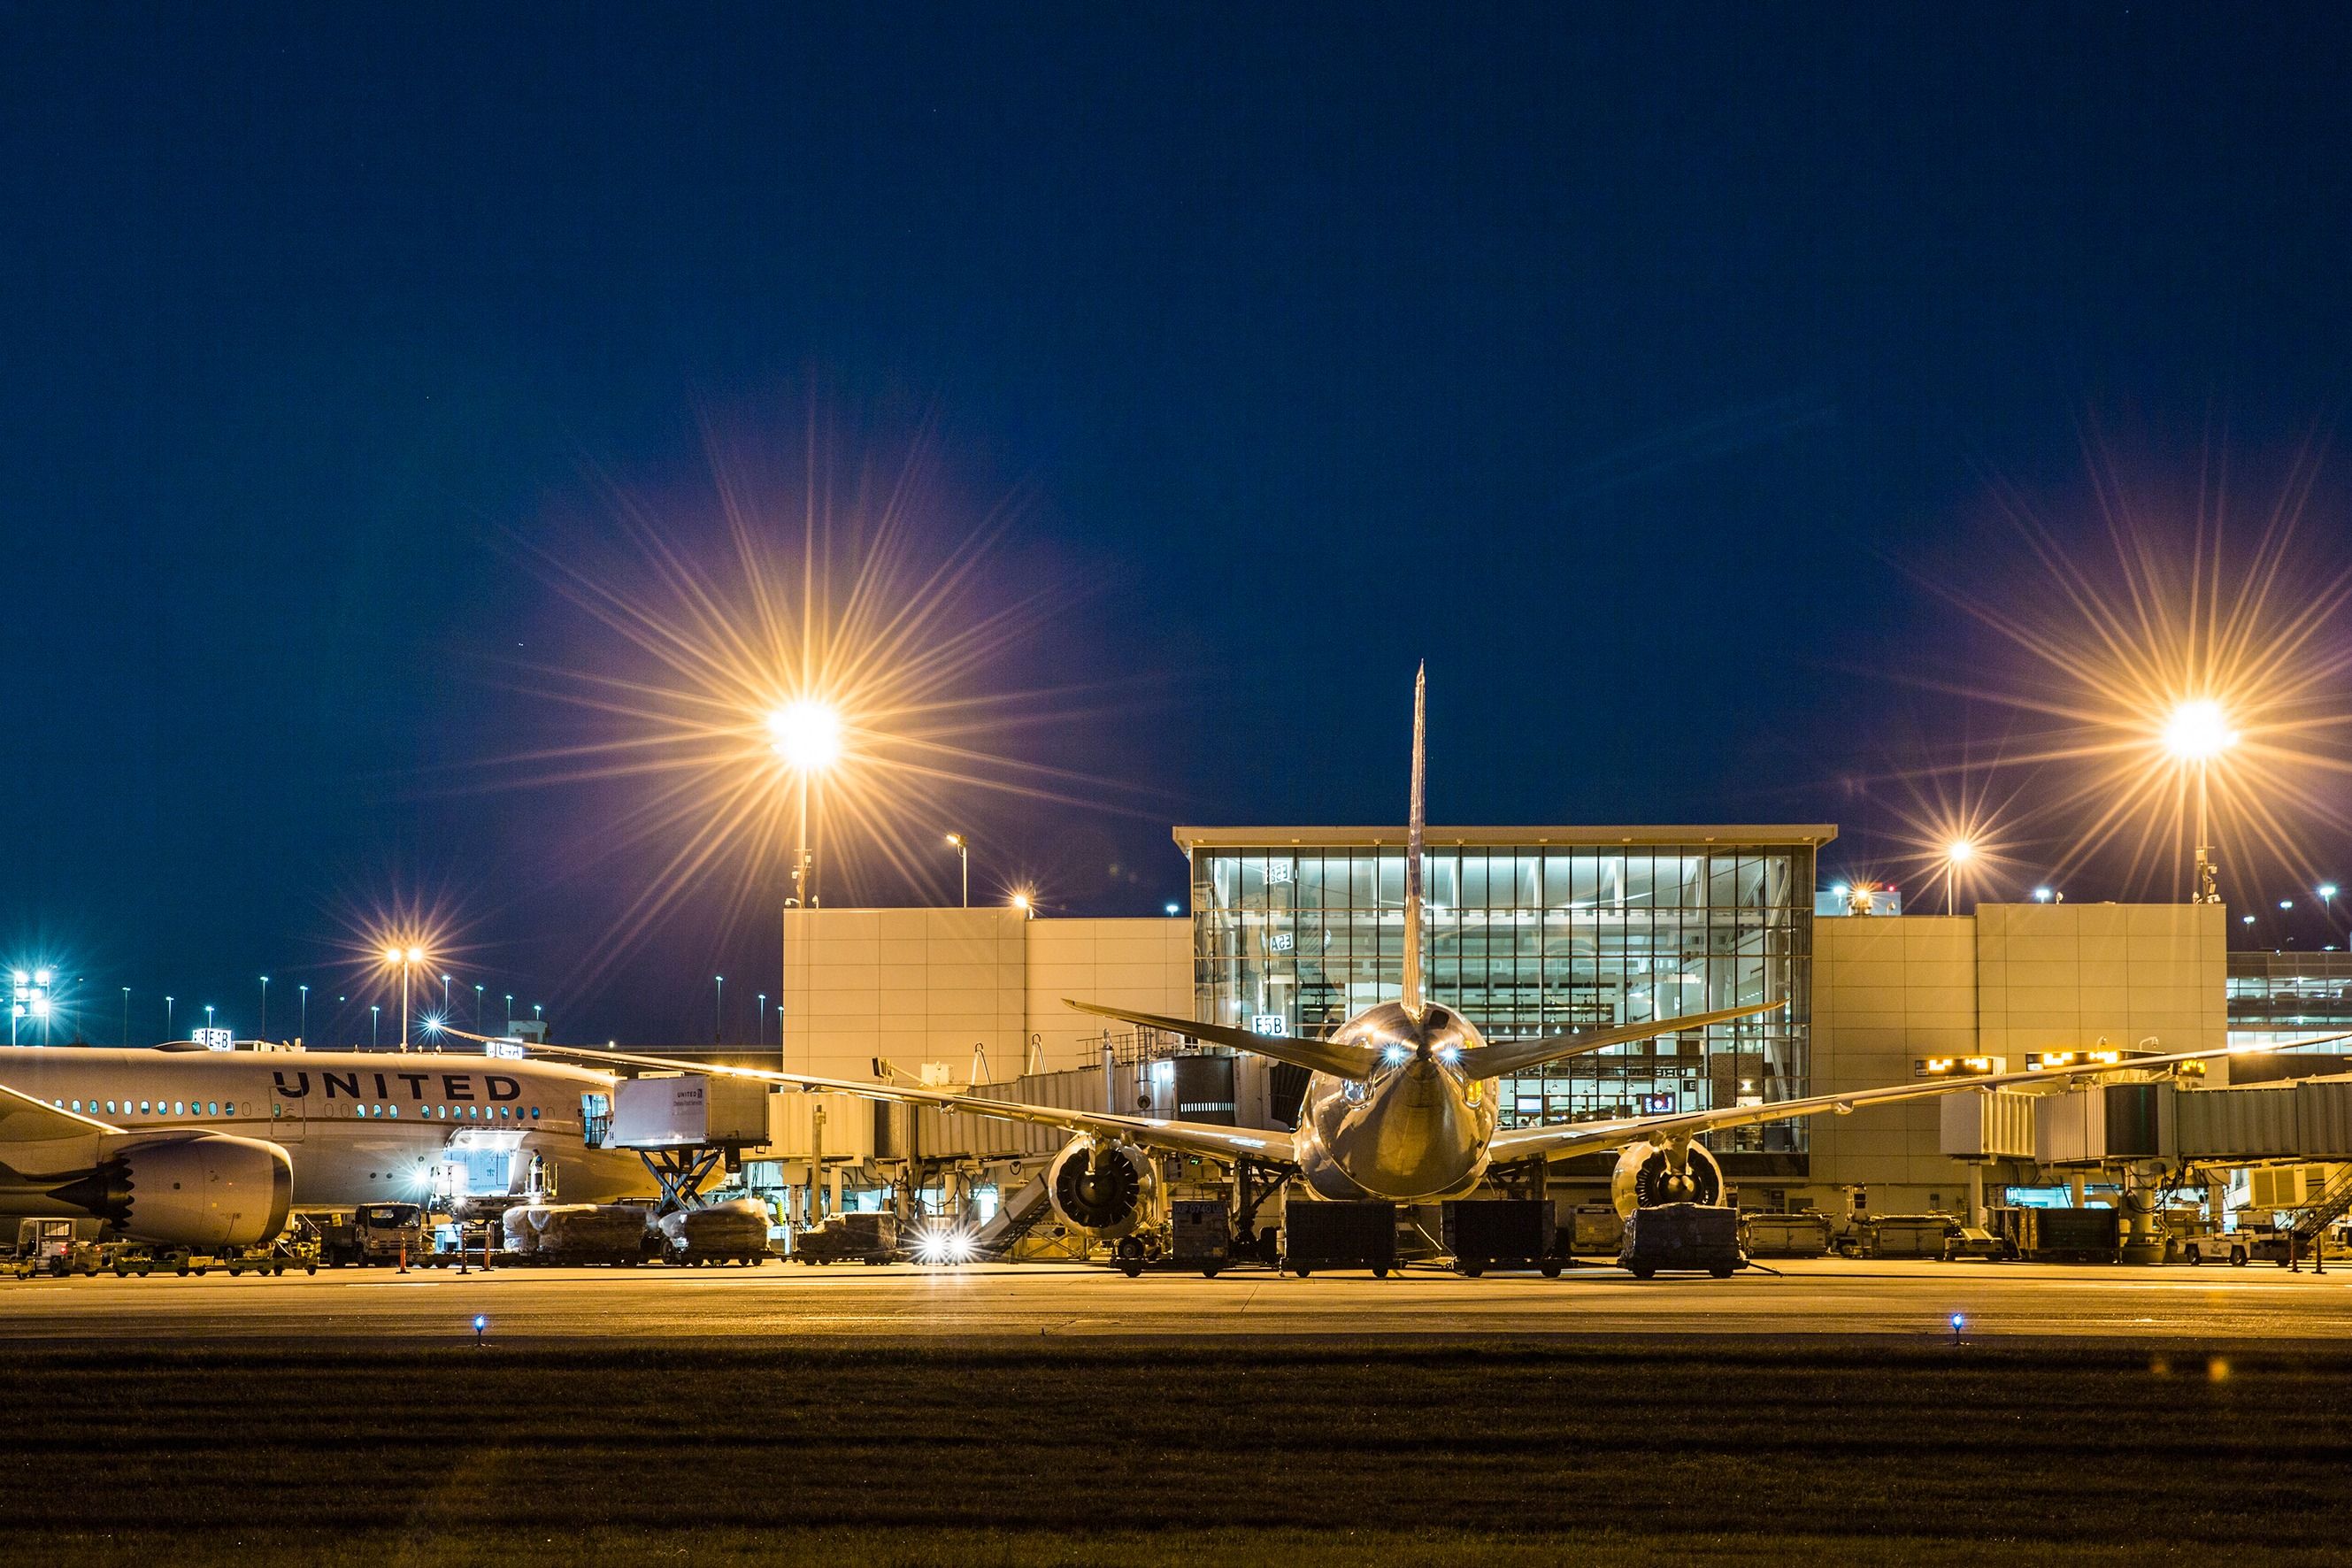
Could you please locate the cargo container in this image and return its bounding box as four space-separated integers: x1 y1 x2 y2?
1441 1198 1556 1276
793 1211 899 1264
1860 1213 1957 1259
1170 1198 1232 1275
1283 1199 1397 1277
1619 1203 1744 1278
611 1074 770 1148
1556 1202 1626 1257
1743 1211 1833 1258
1991 1205 2120 1263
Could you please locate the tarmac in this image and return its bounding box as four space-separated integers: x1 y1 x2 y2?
7 1255 2352 1342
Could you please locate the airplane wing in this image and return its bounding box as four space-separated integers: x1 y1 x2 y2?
1457 1001 1784 1080
531 1043 1299 1166
1487 1041 2289 1163
0 1080 121 1144
1060 1001 1376 1080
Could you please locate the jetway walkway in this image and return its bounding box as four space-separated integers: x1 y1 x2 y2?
1943 1074 2352 1166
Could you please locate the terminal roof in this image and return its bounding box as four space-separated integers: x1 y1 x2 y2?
1171 825 1839 852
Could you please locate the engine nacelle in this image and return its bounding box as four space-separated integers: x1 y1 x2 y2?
1045 1137 1159 1241
1610 1141 1725 1218
113 1134 295 1248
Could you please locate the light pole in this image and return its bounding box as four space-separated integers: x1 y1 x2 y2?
120 988 130 1047
165 995 174 1040
714 975 725 1045
504 994 514 1034
204 1003 214 1039
1942 839 1975 916
383 946 424 1049
946 833 969 908
474 984 484 1034
371 1004 380 1049
442 973 452 1017
757 992 767 1051
2163 698 2238 903
299 984 309 1043
258 976 269 1041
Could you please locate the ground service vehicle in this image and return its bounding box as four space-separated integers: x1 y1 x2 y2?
4 1218 105 1278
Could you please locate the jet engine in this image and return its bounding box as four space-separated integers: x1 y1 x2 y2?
1044 1136 1159 1240
108 1134 295 1248
1610 1140 1725 1218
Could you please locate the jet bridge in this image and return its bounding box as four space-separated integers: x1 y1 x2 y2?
1942 1075 2352 1259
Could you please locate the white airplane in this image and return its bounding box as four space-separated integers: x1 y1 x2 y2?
542 665 2242 1262
0 1047 652 1249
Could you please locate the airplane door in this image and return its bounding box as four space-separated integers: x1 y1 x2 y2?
265 1078 304 1142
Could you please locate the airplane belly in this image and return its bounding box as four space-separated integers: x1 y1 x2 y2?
1302 1071 1491 1203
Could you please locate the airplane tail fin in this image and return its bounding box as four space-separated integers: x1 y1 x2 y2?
1402 662 1426 1019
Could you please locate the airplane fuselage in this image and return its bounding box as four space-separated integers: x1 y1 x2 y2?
1293 1001 1499 1201
0 1046 655 1213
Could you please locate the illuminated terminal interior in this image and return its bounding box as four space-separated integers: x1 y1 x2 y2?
1184 827 1818 1158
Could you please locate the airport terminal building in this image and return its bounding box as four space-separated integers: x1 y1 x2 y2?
782 822 2248 1214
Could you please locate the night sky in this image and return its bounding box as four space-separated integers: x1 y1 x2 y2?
5 7 2351 1046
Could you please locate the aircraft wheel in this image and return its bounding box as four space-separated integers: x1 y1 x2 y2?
306 1264 318 1275
1458 1260 1484 1278
1709 1264 1735 1279
1541 1260 1563 1279
1201 1264 1219 1279
1372 1264 1389 1279
1292 1264 1311 1278
1629 1264 1656 1280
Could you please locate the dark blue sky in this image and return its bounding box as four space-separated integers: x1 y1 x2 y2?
5 7 2350 1044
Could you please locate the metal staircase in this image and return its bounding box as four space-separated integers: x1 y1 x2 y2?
973 1172 1057 1257
2287 1164 2352 1243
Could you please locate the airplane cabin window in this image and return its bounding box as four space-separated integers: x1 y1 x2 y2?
141 1101 150 1113
105 1101 116 1113
173 1102 185 1114
531 1106 541 1119
207 1102 219 1115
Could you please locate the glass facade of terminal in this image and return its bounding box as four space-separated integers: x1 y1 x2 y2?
2227 951 2352 1050
1190 841 1814 1153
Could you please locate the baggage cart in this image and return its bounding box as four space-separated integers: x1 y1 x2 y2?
1282 1199 1398 1277
1619 1203 1745 1279
1442 1198 1558 1276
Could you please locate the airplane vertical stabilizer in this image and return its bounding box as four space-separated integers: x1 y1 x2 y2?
1402 662 1426 1019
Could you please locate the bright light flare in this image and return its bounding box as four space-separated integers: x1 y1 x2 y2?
1903 445 2352 901
2161 698 2238 764
1945 839 1977 865
766 698 844 772
911 1225 977 1265
479 412 1157 990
